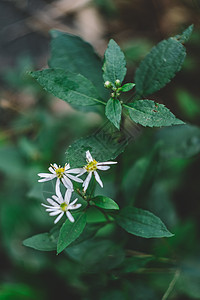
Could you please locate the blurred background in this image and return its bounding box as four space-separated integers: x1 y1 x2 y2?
1 0 200 299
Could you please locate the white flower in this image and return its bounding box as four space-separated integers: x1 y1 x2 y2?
38 163 83 190
80 150 117 192
42 184 81 224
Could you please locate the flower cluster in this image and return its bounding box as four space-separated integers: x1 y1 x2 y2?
38 150 117 224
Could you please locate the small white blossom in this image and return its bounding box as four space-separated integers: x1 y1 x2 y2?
38 163 83 190
42 184 81 224
115 79 121 87
104 80 112 88
80 150 117 192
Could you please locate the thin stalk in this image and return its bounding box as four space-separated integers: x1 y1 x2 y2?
161 269 180 300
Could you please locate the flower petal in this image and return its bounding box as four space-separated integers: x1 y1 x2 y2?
66 173 83 183
46 208 60 212
64 189 72 204
52 195 62 204
48 167 56 174
49 210 61 216
69 203 82 210
94 171 103 188
86 150 93 162
46 198 60 206
38 173 54 178
55 179 63 199
64 163 70 170
62 176 73 190
66 211 75 223
54 212 64 224
38 178 50 183
69 198 78 206
97 165 110 171
66 168 85 174
83 172 92 192
98 161 117 165
38 176 55 182
77 169 87 177
42 203 55 209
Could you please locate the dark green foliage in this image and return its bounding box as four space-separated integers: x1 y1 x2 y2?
134 37 187 97
103 39 127 84
116 207 174 238
105 98 122 129
49 30 107 98
125 100 184 127
90 195 119 210
23 232 57 251
30 69 104 107
57 212 87 254
2 23 200 300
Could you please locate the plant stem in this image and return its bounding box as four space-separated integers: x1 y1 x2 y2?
161 269 180 300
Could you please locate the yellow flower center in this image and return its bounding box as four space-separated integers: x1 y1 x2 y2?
55 167 65 178
85 159 98 172
60 202 68 212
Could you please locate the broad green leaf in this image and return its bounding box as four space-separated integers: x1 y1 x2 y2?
30 69 105 107
66 123 128 168
120 83 135 92
125 100 184 127
103 39 127 84
105 98 122 129
174 24 194 44
116 207 174 238
156 124 200 158
23 232 57 251
66 238 125 272
90 195 119 210
49 30 107 98
134 38 186 97
57 212 86 254
70 223 102 246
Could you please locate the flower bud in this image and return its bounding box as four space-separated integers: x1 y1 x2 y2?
104 81 112 88
115 79 121 87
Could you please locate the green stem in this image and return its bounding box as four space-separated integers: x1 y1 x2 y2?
161 269 180 300
95 98 107 105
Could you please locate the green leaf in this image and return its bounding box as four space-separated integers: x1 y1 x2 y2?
105 98 122 129
49 30 107 98
134 37 186 97
116 207 174 238
90 195 119 210
120 83 135 92
30 69 105 107
66 123 128 168
66 238 125 272
103 39 127 84
57 212 86 254
125 100 184 127
174 24 194 44
23 232 57 251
